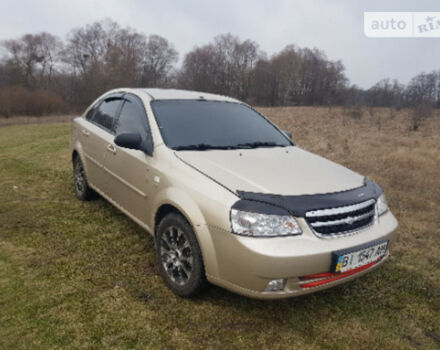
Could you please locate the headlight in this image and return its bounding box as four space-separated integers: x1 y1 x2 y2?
376 194 388 216
230 208 302 237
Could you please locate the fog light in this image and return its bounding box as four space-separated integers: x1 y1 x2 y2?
265 278 286 292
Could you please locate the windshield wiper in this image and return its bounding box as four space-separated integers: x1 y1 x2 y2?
173 143 238 151
174 142 287 151
235 141 287 149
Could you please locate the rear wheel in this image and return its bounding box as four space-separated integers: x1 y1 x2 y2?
156 213 206 297
73 155 95 201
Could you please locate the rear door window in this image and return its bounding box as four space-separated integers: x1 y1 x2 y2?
90 97 123 133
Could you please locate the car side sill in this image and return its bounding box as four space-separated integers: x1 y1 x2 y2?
89 183 153 235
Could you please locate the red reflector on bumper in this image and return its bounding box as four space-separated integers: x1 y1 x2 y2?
299 258 380 289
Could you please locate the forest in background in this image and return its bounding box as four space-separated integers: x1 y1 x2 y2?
0 18 439 123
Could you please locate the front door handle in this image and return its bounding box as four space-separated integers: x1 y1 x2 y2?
107 144 116 154
81 129 90 137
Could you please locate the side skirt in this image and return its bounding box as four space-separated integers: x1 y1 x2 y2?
89 183 154 236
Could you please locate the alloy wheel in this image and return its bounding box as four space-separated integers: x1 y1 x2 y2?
159 226 194 286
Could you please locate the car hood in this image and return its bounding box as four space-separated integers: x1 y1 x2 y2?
175 146 364 196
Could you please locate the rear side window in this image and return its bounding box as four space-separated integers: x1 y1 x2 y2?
91 98 122 132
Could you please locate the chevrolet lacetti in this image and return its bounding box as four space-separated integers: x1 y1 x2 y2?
70 88 398 299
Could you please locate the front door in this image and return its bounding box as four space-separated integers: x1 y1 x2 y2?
102 94 154 228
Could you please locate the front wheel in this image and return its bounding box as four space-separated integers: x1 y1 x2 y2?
156 213 206 297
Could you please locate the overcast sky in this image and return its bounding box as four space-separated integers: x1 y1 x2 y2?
1 0 439 88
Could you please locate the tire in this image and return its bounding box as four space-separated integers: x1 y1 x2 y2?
72 155 96 201
155 213 206 297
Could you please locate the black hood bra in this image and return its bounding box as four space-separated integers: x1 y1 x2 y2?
233 178 383 217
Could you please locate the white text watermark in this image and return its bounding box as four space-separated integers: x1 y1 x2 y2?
364 12 440 38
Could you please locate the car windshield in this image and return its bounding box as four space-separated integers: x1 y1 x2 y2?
151 100 293 150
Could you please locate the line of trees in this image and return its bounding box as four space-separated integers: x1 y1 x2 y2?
0 18 439 117
347 74 440 110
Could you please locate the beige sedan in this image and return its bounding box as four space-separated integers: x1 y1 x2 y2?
70 88 398 299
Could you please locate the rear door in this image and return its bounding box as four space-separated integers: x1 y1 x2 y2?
81 94 123 194
102 93 154 226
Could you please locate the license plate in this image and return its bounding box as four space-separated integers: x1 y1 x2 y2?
332 240 388 273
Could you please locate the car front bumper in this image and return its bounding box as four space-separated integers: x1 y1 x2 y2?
205 210 398 299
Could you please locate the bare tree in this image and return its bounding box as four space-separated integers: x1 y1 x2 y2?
178 45 217 92
179 34 262 100
366 79 404 109
64 19 119 74
1 32 63 88
249 45 347 106
406 71 439 130
250 58 277 105
140 35 178 87
63 19 178 106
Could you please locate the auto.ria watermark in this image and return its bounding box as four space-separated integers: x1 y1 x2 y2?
364 12 440 37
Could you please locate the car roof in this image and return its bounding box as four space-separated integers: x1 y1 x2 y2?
115 88 241 103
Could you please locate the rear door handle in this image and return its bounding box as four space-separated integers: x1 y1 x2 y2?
81 129 90 137
107 144 116 154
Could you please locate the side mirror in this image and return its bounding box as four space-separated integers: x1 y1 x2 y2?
114 132 142 151
114 132 154 156
283 130 292 139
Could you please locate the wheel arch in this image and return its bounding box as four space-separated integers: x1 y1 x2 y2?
71 141 89 173
154 204 192 235
152 188 220 277
72 149 79 162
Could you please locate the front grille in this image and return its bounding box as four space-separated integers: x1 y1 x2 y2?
305 199 376 238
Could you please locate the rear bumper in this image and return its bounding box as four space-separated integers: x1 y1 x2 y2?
205 210 398 299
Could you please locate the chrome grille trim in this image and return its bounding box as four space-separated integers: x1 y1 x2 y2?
309 210 375 228
305 199 377 238
305 199 376 218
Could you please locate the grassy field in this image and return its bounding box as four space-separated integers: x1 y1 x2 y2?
0 107 439 349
